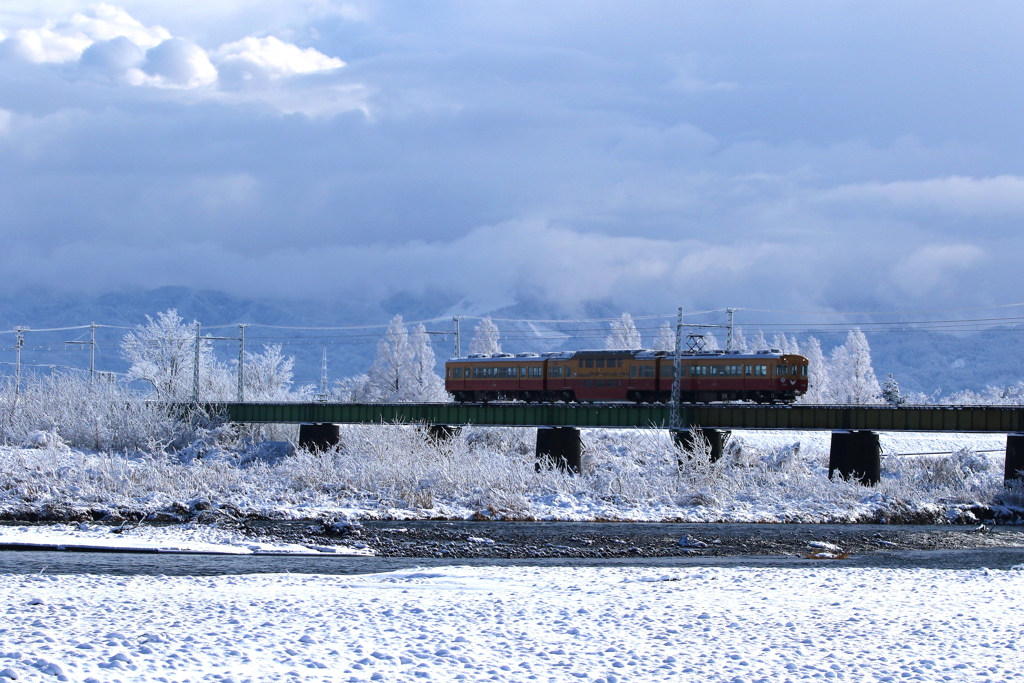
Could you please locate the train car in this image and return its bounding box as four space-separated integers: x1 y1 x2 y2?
445 349 808 404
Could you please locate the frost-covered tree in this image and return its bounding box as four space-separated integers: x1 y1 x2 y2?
830 328 882 404
729 327 749 352
653 322 675 351
799 336 831 404
469 317 502 355
359 317 447 402
243 344 294 400
882 373 907 406
606 313 642 349
748 330 769 352
365 315 415 400
121 309 230 400
408 323 448 401
772 333 800 354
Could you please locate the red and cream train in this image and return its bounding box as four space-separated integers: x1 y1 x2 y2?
445 349 809 404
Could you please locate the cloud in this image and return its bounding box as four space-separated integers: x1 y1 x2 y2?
129 38 217 88
3 1 1024 316
890 243 986 298
0 4 168 63
817 176 1024 217
213 35 344 87
1 4 346 98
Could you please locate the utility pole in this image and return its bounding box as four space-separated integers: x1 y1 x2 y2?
192 322 201 403
89 323 96 384
671 308 683 431
237 324 247 403
317 348 329 401
13 327 27 397
726 308 735 351
453 316 461 357
64 323 97 385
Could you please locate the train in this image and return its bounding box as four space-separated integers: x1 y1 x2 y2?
445 349 809 404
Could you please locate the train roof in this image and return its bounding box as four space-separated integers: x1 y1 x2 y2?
448 349 805 362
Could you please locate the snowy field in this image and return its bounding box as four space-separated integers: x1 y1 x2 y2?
0 427 1017 524
0 564 1021 683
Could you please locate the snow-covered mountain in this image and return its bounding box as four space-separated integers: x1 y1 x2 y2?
0 286 1019 396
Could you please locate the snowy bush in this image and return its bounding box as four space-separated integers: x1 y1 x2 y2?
0 424 1011 523
0 372 182 452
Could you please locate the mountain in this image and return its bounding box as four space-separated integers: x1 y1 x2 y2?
0 286 1020 396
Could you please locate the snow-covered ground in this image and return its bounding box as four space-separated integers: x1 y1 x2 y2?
0 524 371 556
0 564 1021 682
1 427 1017 524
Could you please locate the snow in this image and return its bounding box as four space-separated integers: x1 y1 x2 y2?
0 428 1015 524
0 524 372 556
0 564 1021 682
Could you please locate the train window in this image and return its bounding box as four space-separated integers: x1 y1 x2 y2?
662 364 686 378
629 365 636 378
618 359 623 368
776 365 788 376
596 379 603 387
757 365 767 376
579 359 584 368
585 359 594 368
596 359 605 368
453 367 462 379
549 366 563 378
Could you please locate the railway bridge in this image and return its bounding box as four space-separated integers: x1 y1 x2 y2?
203 402 1024 485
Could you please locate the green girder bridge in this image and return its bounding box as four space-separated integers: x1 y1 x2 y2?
209 402 1024 432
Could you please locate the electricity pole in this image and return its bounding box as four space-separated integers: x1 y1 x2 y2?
65 323 98 385
13 327 27 397
726 308 735 351
192 322 201 403
453 316 461 357
237 324 247 402
317 348 329 401
671 308 683 431
89 323 96 384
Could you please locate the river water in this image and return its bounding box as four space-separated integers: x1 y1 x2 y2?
1 522 1022 574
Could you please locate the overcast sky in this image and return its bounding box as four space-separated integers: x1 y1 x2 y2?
1 1 1022 315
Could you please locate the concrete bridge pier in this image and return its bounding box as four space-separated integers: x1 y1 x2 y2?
536 427 582 474
298 423 340 452
828 430 881 485
427 424 460 442
672 429 728 463
1004 433 1024 485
